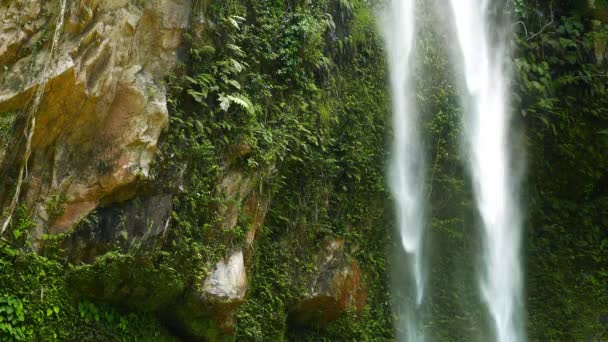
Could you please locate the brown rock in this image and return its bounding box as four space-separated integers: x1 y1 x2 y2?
0 0 192 242
290 239 367 327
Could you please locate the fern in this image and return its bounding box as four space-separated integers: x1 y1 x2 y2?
226 44 245 57
227 94 255 114
227 15 245 30
218 94 231 112
337 0 355 19
217 93 255 114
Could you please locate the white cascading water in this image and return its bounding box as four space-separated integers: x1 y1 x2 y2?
382 0 523 340
381 0 426 340
448 1 524 341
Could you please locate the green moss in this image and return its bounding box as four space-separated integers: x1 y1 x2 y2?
2 0 393 339
348 5 376 49
67 252 185 312
7 0 607 340
0 112 16 148
0 245 176 341
46 193 67 223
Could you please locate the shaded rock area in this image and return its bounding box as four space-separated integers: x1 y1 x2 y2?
57 193 172 263
0 0 191 241
289 239 367 327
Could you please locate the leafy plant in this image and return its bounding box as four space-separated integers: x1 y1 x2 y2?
0 295 29 340
46 193 67 223
0 113 15 147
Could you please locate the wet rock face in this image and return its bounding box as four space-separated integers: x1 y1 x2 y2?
290 239 367 327
0 0 191 240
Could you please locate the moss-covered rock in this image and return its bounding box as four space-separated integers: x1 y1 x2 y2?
289 239 366 328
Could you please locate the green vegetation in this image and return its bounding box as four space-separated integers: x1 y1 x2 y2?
45 193 67 224
163 0 393 339
0 295 27 340
2 0 393 339
0 243 176 340
0 113 15 150
515 3 608 340
0 0 606 340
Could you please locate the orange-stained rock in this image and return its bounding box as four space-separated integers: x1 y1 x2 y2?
0 0 191 243
289 239 367 327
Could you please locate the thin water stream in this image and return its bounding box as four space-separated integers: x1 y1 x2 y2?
382 0 426 340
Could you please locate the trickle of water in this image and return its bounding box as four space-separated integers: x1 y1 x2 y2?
448 1 524 341
381 0 426 340
1 0 68 234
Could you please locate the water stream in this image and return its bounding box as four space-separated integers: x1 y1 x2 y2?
381 0 426 340
382 0 524 341
448 1 524 341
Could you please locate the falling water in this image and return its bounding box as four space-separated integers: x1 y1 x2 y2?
381 0 426 340
448 1 524 341
0 0 68 234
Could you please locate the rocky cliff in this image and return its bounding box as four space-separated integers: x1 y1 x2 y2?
0 0 391 340
0 0 189 239
3 1 606 341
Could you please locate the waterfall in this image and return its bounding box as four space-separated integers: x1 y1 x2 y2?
382 0 523 341
381 0 426 340
0 0 68 234
448 1 524 341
